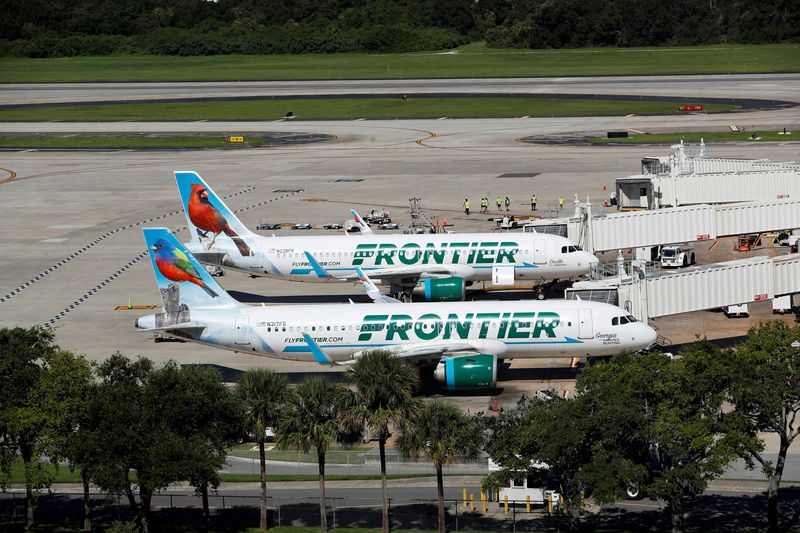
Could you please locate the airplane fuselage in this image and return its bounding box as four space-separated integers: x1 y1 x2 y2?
188 232 596 284
137 299 657 362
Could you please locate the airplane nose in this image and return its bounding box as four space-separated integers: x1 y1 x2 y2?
642 324 658 349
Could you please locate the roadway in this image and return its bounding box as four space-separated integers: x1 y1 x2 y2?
2 73 800 105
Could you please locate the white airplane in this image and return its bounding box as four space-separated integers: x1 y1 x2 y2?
175 171 598 301
136 228 657 391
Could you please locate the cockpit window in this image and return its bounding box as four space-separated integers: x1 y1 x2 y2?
574 245 582 251
561 245 581 254
626 315 637 322
613 316 634 326
612 317 618 326
620 316 630 324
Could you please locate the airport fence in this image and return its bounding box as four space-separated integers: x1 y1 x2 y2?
0 491 566 531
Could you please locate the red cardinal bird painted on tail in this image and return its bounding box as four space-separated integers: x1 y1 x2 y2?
187 183 252 257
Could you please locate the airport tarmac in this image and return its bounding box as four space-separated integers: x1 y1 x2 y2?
1 76 799 402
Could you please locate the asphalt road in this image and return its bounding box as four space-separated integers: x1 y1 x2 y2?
2 74 800 105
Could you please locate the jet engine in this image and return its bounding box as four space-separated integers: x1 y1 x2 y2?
412 277 466 302
434 354 497 391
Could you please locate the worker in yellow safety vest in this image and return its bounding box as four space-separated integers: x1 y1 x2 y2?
464 198 471 215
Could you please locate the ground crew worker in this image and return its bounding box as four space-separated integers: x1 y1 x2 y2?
558 196 565 210
505 196 510 211
531 194 537 211
496 196 503 211
479 197 486 213
464 198 471 215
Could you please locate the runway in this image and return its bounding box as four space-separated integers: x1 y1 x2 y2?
3 73 800 105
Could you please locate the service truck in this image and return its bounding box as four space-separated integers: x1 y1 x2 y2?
488 459 560 508
659 243 696 268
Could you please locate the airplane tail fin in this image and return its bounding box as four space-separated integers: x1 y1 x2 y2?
351 209 374 234
174 171 255 254
143 227 241 312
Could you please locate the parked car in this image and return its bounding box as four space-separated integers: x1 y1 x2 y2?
323 223 343 230
291 223 313 230
378 222 400 230
204 264 224 277
257 223 282 230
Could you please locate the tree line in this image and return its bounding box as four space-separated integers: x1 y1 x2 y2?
1 0 797 57
2 322 800 533
0 326 480 533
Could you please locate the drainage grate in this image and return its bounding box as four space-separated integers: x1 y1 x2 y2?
273 188 304 193
497 173 540 178
333 178 364 183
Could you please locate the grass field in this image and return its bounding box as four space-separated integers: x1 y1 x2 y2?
1 42 798 83
0 97 740 122
0 135 271 149
589 130 797 144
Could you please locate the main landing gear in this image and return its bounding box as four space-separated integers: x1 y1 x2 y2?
533 279 559 300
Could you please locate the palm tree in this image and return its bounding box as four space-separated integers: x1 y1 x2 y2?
236 368 292 531
276 376 348 533
397 399 484 533
343 350 421 533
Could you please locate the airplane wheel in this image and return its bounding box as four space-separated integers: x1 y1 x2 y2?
536 291 546 300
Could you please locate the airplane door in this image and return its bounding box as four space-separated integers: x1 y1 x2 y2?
534 240 546 264
578 309 593 339
235 316 251 345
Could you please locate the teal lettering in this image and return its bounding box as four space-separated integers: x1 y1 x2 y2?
444 313 473 340
450 242 468 263
387 314 412 341
352 243 377 266
497 241 519 264
375 244 396 266
358 314 389 341
424 243 445 265
497 312 512 338
399 243 421 265
533 312 560 338
476 313 500 339
508 312 536 339
476 242 497 264
414 313 441 340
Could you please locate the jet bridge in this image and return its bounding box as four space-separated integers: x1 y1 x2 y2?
565 253 800 325
524 198 800 254
622 141 800 209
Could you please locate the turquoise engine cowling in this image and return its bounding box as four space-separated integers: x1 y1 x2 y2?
434 354 497 391
412 277 465 302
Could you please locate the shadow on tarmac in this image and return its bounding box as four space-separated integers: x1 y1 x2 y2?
5 487 800 531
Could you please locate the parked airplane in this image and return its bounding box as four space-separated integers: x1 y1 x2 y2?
136 228 657 390
175 171 598 301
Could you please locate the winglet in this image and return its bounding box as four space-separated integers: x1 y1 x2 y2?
351 209 374 234
356 267 400 304
302 333 336 365
303 251 330 278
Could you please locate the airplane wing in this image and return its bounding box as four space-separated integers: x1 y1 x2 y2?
355 267 401 304
304 250 455 283
301 333 485 366
137 321 207 335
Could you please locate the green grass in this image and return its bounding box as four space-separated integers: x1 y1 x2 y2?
0 135 272 149
5 457 82 484
0 97 740 122
1 42 798 82
589 130 798 144
228 445 369 464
